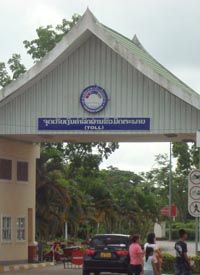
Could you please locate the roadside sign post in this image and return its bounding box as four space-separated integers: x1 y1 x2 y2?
188 169 200 255
196 131 200 253
169 141 172 241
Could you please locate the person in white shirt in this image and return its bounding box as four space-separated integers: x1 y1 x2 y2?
144 233 162 275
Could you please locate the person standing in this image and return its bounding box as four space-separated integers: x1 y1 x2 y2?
128 234 144 275
144 232 162 274
174 229 192 275
144 247 159 275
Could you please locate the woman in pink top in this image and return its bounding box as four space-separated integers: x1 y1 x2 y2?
128 234 144 275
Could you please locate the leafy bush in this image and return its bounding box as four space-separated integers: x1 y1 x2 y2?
191 256 200 273
162 253 175 273
162 253 200 274
172 221 195 229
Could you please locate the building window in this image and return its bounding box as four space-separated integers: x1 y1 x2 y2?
17 161 28 182
16 217 25 241
0 158 12 180
2 216 12 241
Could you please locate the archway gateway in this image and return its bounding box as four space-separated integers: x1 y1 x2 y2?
0 9 200 264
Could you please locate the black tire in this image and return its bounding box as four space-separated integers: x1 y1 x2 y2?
94 273 100 275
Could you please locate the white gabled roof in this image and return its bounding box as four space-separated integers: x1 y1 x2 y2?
1 8 200 110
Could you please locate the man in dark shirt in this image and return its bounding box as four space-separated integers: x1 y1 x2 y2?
174 229 192 275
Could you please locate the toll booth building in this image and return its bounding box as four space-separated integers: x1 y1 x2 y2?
0 9 200 264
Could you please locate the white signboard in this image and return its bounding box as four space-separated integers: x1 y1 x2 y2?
188 169 200 217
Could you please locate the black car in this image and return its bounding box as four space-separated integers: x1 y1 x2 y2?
83 234 130 275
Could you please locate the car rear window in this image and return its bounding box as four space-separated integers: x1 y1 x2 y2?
90 235 129 247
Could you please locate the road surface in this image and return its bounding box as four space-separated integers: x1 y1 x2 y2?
9 264 81 274
8 264 124 274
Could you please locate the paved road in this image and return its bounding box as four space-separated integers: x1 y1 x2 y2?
9 264 82 274
9 264 123 274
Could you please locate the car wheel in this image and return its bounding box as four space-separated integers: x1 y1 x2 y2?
82 269 90 275
94 273 100 275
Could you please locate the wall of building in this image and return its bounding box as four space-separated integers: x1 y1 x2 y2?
0 139 40 263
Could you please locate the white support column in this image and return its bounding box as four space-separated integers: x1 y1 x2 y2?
65 222 68 240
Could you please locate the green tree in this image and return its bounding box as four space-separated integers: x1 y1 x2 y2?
142 154 170 208
36 142 119 239
23 14 80 61
172 142 191 175
190 143 200 168
65 142 119 179
8 54 26 79
172 142 198 221
0 14 80 87
36 144 70 239
98 168 159 236
62 179 92 239
0 62 11 87
0 54 26 88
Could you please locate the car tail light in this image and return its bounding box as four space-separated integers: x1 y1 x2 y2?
116 250 129 257
84 249 96 255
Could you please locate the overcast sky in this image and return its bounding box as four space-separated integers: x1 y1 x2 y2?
0 0 199 173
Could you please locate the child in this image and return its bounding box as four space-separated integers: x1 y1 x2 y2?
144 247 159 275
144 232 162 274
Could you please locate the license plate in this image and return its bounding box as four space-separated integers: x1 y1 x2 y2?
100 252 111 258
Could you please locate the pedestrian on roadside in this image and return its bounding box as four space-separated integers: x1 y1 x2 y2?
174 229 192 275
144 247 159 275
144 232 162 274
128 234 144 275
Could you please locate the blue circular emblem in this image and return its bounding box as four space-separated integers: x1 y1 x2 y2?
80 85 108 113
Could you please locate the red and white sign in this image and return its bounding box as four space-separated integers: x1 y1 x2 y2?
160 205 177 217
71 250 83 265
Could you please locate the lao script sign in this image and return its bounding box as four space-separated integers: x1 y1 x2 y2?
188 169 200 217
38 117 150 131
